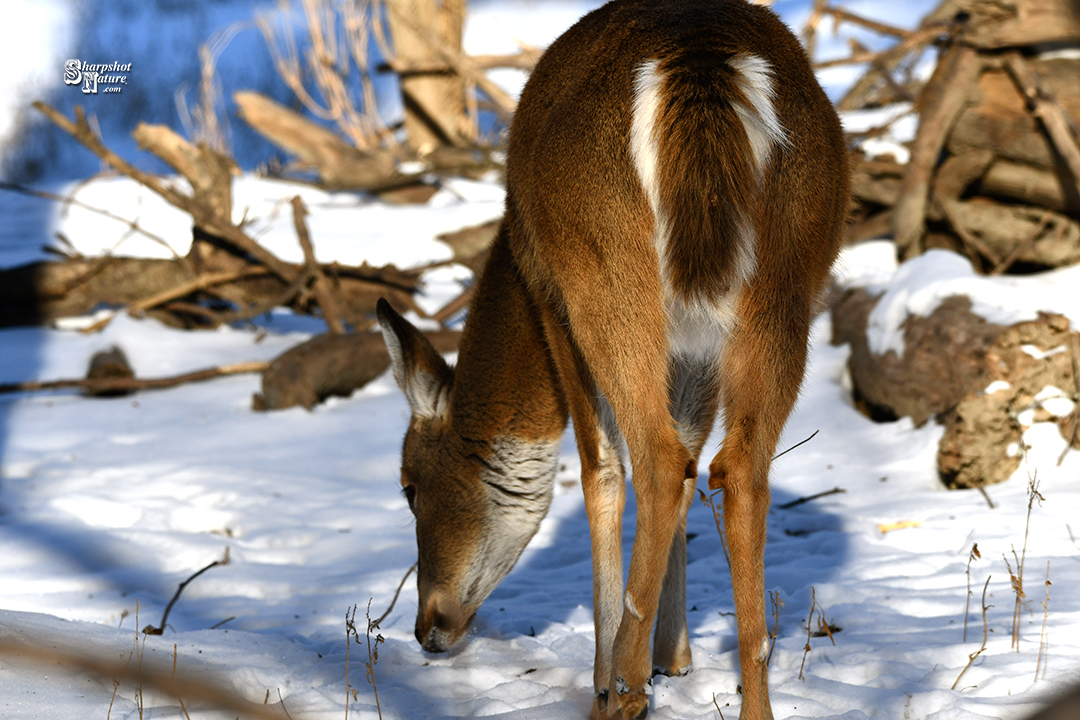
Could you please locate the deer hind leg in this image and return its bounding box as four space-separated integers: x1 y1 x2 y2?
545 283 692 720
653 355 722 678
540 307 627 720
708 288 811 720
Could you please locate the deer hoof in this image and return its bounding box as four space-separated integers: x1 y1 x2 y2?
590 691 608 720
617 692 649 720
652 661 692 678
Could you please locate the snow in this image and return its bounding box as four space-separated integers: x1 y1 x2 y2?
47 174 504 268
838 245 1080 357
3 2 1080 719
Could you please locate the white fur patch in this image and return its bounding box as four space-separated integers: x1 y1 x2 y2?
459 436 560 605
630 58 763 366
630 60 663 220
630 59 667 265
624 591 643 621
730 54 788 176
666 295 737 363
757 635 771 662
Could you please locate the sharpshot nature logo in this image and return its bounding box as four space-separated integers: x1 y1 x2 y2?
64 59 132 94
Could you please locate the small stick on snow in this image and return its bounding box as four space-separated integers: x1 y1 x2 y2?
374 562 418 628
699 490 731 569
767 591 784 668
1035 561 1051 682
963 543 981 643
798 587 820 681
953 576 992 690
773 430 819 461
144 548 231 635
778 486 846 510
0 362 269 396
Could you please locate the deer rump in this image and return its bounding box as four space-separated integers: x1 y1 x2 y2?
377 2 848 719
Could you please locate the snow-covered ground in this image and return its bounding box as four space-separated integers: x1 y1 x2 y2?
3 1 1080 719
4 191 1080 719
2 228 1079 720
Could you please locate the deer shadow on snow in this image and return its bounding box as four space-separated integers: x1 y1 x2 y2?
482 466 849 655
380 438 850 718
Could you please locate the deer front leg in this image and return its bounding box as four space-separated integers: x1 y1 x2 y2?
537 307 629 720
583 437 626 720
651 482 695 678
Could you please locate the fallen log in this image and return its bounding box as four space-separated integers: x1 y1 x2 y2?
924 0 1080 50
831 290 1005 426
0 361 269 396
253 329 460 411
233 91 401 191
948 59 1080 172
942 198 1080 270
979 158 1078 213
831 288 1080 487
893 43 983 260
0 256 423 330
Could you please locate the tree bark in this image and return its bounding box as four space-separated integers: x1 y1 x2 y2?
253 329 460 411
893 44 983 260
233 91 399 190
384 0 469 152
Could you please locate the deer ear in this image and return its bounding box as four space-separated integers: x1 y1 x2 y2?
376 298 453 420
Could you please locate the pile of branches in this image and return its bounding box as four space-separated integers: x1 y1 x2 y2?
840 0 1080 272
0 103 427 332
828 0 1080 487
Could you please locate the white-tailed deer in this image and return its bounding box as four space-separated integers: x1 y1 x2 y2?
376 1 848 718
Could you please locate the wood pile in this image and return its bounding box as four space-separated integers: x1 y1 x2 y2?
845 0 1080 273
832 289 1079 489
831 0 1080 486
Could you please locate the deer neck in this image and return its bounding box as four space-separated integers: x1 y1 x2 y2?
448 229 568 483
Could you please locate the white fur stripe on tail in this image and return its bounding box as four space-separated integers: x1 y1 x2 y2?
630 59 665 243
730 54 788 175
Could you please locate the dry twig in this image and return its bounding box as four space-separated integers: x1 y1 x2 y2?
0 181 188 264
33 101 296 284
1009 476 1044 651
290 195 345 333
823 6 913 39
382 1 517 117
374 562 417 627
365 599 385 720
777 486 845 510
963 542 981 643
798 587 819 681
699 489 731 569
0 633 286 719
953 576 992 690
0 362 269 396
144 549 231 635
1036 561 1051 682
766 591 784 668
127 267 271 316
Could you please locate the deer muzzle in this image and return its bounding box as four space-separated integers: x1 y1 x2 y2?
415 588 473 653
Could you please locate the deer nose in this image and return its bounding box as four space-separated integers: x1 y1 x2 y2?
415 590 469 652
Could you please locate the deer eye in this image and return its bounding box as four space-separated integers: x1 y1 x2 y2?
402 484 417 514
